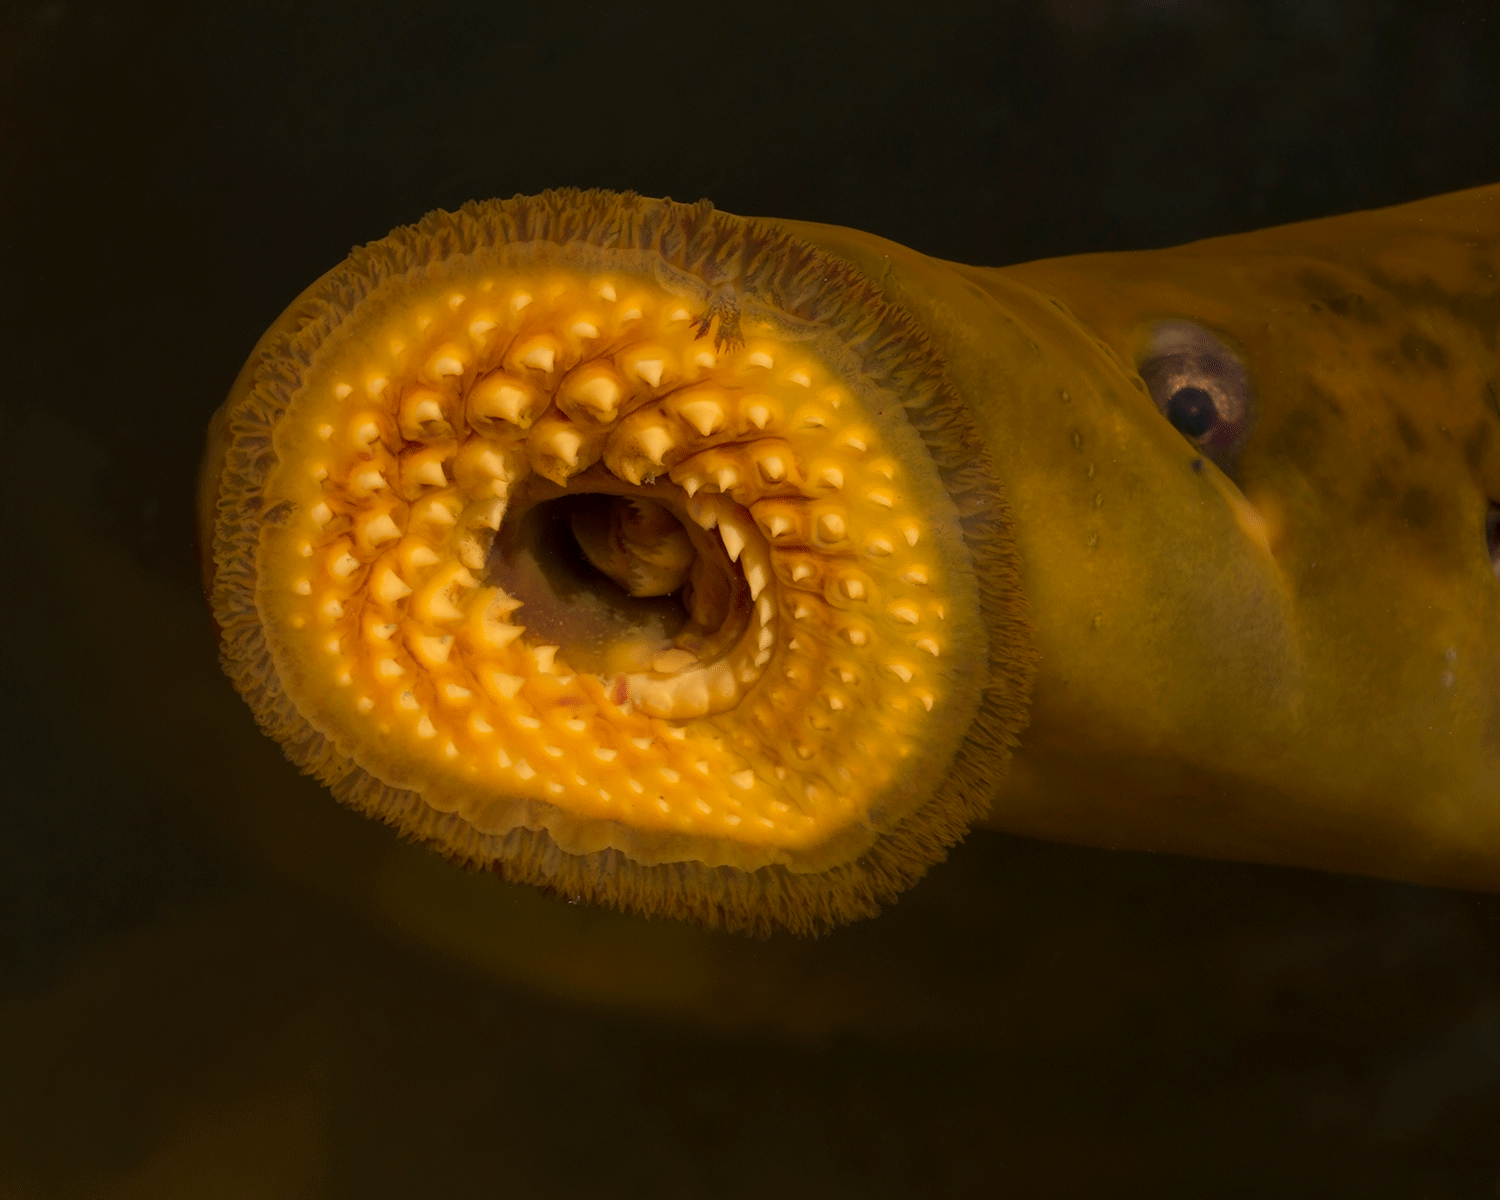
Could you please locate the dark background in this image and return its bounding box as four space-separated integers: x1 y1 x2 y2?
3 0 1500 1196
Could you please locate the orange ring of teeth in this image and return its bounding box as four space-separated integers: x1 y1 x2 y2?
204 189 1032 934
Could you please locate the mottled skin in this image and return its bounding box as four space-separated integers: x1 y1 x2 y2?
781 183 1500 890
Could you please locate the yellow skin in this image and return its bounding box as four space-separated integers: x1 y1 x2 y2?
784 183 1500 890
199 184 1500 960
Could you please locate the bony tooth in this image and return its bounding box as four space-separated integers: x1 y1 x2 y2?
413 562 477 623
548 429 582 467
819 466 844 489
678 396 725 436
719 520 745 562
685 495 718 530
817 512 846 542
352 466 387 494
637 425 674 465
629 356 665 387
414 633 453 665
713 466 739 492
745 402 771 429
463 496 506 532
411 492 459 528
465 587 525 650
889 602 920 624
403 450 448 492
570 318 600 338
372 563 413 603
866 537 893 556
329 545 362 579
679 474 704 498
746 562 767 601
361 512 402 547
886 660 914 683
901 523 920 547
427 342 468 378
454 440 522 493
398 384 451 439
469 371 540 428
757 454 785 482
568 370 624 421
407 546 440 568
482 669 524 701
747 350 773 369
519 339 558 373
900 566 929 585
351 417 382 449
531 645 559 673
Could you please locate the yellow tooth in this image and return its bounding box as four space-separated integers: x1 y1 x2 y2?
637 425 673 464
719 521 745 562
521 343 556 372
678 395 726 436
372 563 413 603
414 634 453 665
565 368 625 422
469 371 541 429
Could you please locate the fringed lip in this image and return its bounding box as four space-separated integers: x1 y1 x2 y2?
203 189 1035 935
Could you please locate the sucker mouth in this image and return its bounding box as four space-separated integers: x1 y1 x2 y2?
255 261 963 855
207 189 1028 932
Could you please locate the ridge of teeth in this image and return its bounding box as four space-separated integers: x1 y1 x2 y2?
277 264 951 842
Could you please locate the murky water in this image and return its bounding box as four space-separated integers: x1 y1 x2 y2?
3 1 1500 1195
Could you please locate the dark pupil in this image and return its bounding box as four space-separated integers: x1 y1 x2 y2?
1165 386 1218 439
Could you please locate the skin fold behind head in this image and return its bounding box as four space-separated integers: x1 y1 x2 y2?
199 184 1500 951
779 184 1500 888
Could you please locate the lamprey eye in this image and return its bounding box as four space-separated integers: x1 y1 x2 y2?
1487 500 1500 580
1138 320 1254 473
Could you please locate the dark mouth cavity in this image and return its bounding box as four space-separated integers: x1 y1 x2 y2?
488 494 691 672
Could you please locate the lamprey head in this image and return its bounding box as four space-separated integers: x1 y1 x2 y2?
201 190 1032 935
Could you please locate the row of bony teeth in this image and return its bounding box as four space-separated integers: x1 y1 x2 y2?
624 496 773 720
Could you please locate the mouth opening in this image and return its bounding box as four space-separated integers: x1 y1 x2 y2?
487 474 751 683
